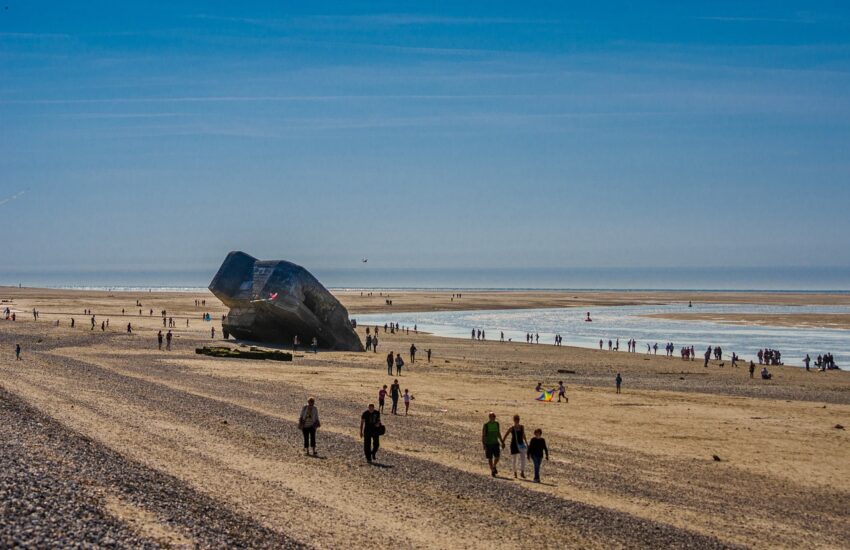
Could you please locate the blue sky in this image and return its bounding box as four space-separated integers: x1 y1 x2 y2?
1 1 849 272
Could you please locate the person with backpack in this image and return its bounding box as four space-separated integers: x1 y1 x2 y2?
395 353 404 375
360 403 382 463
298 397 320 456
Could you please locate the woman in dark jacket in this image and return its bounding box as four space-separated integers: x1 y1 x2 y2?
527 428 549 483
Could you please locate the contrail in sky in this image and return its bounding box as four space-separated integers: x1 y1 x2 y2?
0 189 27 207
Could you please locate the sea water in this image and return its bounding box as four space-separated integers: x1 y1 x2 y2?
1 266 850 291
356 303 850 368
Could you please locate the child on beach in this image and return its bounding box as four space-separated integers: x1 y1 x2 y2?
527 429 549 483
378 385 388 413
557 381 568 403
615 373 622 394
403 389 414 415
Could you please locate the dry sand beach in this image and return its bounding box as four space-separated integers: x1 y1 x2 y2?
1 287 849 548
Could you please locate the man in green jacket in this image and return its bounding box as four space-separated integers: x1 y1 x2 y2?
482 412 503 477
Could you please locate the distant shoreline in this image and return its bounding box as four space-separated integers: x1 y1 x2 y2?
1 265 849 293
3 284 850 295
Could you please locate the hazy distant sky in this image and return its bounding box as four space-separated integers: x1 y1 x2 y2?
2 1 849 271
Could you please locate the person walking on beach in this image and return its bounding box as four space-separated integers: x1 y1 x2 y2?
372 334 378 353
390 379 401 415
403 389 413 415
615 373 622 394
360 403 382 463
157 330 163 350
127 323 132 333
211 326 216 339
365 333 372 352
298 397 320 456
502 414 528 479
395 353 404 375
804 354 811 371
311 336 318 354
386 351 394 375
166 330 173 351
749 361 755 378
15 343 21 360
426 348 432 363
557 381 568 403
527 428 549 483
482 412 503 477
409 343 417 364
378 385 388 413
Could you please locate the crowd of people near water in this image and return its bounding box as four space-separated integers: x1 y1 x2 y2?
369 312 843 373
804 352 839 371
758 348 782 365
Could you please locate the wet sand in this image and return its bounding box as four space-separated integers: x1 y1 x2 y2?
1 287 848 548
643 312 850 330
336 289 850 314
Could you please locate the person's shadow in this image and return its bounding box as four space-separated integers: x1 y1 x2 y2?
517 477 556 487
369 462 394 469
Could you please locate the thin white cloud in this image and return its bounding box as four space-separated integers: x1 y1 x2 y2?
192 13 555 28
0 93 564 105
695 15 817 24
0 190 26 207
0 32 71 39
56 112 193 119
